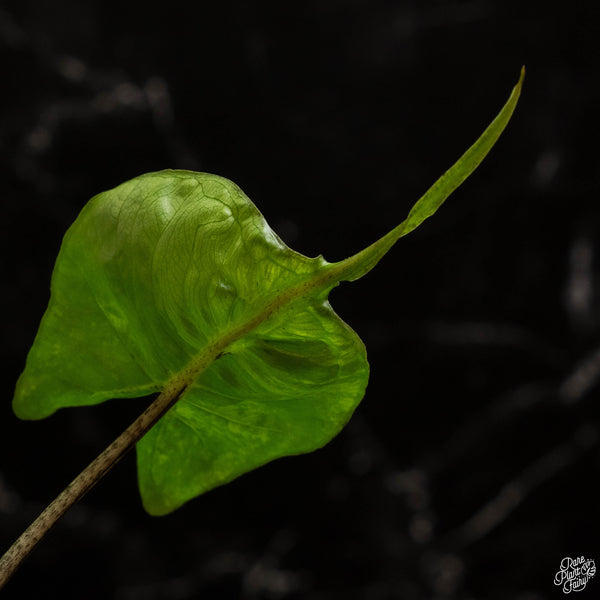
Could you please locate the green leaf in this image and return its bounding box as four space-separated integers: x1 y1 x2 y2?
13 69 523 515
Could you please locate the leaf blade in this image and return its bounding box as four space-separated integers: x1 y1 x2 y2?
14 171 370 515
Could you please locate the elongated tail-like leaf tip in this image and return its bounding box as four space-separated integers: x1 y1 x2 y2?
333 66 525 284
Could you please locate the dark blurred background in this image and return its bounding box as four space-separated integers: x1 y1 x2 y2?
1 1 599 598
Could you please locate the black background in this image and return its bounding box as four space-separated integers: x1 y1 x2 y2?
1 1 599 598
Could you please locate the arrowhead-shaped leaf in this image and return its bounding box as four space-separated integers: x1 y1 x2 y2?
13 69 523 515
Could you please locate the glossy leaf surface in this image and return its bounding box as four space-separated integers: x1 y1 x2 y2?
13 70 523 515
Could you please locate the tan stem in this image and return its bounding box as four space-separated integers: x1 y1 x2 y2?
0 380 186 589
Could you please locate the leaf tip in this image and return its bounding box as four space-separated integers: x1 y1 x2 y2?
514 65 526 98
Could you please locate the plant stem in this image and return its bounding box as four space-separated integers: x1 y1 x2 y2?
0 380 186 589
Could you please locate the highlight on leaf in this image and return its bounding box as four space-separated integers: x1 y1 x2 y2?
13 68 524 516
